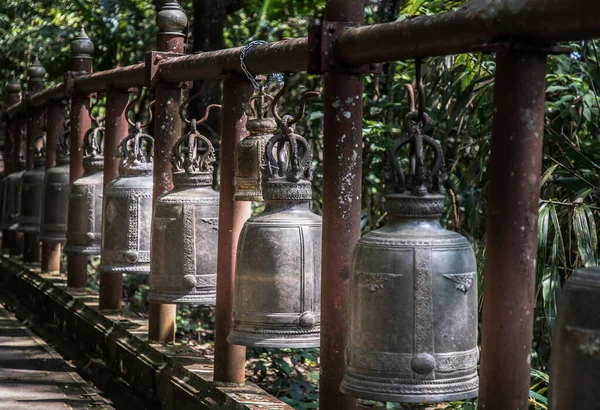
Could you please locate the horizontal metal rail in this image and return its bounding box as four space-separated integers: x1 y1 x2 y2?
5 0 600 116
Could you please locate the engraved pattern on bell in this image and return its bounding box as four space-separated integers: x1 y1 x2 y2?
64 118 104 255
549 267 600 408
341 112 479 403
229 88 322 348
149 108 220 305
18 135 46 233
234 87 277 201
99 123 154 274
40 114 70 243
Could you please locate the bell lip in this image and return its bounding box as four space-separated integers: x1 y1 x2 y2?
566 266 600 288
98 263 150 274
63 243 101 255
147 291 216 305
38 232 67 243
340 373 479 404
16 224 41 233
227 329 321 349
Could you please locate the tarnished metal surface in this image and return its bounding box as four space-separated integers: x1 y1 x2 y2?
478 49 547 410
40 113 70 243
18 135 46 233
234 88 277 201
1 170 25 231
149 112 220 304
99 124 154 275
63 120 104 256
74 64 145 94
549 267 600 409
342 113 478 403
229 92 322 348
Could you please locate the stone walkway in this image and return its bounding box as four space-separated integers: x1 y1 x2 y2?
0 304 112 409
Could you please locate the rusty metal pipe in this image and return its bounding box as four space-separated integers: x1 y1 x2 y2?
74 64 145 94
41 101 64 272
213 76 253 384
318 0 363 408
478 48 548 410
67 28 94 289
98 87 130 310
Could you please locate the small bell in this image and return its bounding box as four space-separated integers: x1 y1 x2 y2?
549 267 600 409
233 87 278 201
18 135 46 233
63 115 104 255
149 103 221 304
229 85 322 348
1 140 25 232
99 99 154 275
40 110 70 243
341 111 479 403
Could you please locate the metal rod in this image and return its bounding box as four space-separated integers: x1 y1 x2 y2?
74 64 145 94
67 28 94 289
98 87 129 310
478 47 548 410
147 0 186 343
213 75 253 384
318 1 362 408
41 101 64 272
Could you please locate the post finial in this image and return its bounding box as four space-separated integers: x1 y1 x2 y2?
27 57 46 81
156 0 187 36
6 76 21 94
70 26 95 59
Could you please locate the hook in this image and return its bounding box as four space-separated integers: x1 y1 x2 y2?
271 75 319 130
126 89 154 128
89 94 104 124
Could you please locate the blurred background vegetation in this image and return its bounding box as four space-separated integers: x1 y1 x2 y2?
2 0 600 408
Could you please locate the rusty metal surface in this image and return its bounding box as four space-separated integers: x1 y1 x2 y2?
74 63 145 94
342 114 478 403
478 48 547 410
318 1 363 408
213 76 253 383
28 84 64 108
98 87 128 311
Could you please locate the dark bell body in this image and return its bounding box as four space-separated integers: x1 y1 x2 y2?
17 157 46 233
549 267 600 409
40 158 70 243
1 170 25 231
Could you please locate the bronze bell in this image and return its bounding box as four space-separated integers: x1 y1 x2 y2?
149 104 221 304
234 87 278 201
549 267 600 409
0 152 25 232
40 115 70 243
18 135 46 233
229 88 322 348
99 119 154 274
63 117 104 255
341 112 479 403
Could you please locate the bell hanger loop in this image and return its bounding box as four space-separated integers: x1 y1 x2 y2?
125 88 155 130
89 93 105 126
271 74 320 133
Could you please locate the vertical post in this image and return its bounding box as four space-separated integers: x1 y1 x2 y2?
319 1 363 408
10 114 25 257
148 0 187 342
99 87 129 310
3 78 21 252
478 48 548 410
67 28 94 288
41 100 64 272
213 76 253 384
23 58 46 264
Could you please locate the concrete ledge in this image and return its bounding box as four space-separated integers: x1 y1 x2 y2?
0 255 292 410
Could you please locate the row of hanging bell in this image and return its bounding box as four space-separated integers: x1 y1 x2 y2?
229 84 322 348
64 113 104 255
341 111 479 403
18 134 46 233
99 98 154 274
1 139 25 232
40 110 70 243
149 102 221 304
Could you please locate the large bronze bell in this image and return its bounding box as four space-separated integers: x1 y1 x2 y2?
341 112 479 403
234 87 277 201
63 118 104 255
99 119 154 274
229 89 322 348
18 135 46 233
149 105 221 304
549 267 600 409
0 144 25 232
40 115 70 243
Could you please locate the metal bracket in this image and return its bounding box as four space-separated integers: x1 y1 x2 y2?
63 71 88 97
308 20 381 75
145 51 192 88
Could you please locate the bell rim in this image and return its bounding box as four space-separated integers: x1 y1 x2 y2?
340 373 479 403
227 328 321 348
39 232 67 243
147 291 216 306
62 243 101 255
98 263 150 274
